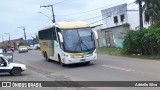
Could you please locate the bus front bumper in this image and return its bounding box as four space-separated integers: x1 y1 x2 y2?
62 54 97 64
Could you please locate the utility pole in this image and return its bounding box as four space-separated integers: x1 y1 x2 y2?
18 27 27 40
1 36 4 43
40 5 55 23
138 0 143 29
1 36 4 47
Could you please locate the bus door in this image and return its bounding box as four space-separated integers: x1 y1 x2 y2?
53 27 61 61
49 28 56 56
50 40 54 56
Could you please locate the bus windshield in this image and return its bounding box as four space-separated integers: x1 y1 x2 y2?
61 28 95 52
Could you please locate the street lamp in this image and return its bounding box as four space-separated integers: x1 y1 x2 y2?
40 5 56 23
17 27 27 40
38 12 53 21
1 36 4 48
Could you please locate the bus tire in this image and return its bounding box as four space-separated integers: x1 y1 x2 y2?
45 52 50 62
58 55 64 67
43 51 45 57
85 61 90 65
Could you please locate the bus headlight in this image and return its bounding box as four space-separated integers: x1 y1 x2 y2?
63 53 71 57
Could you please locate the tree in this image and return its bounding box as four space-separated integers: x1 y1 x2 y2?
136 0 160 25
18 41 30 46
32 35 39 44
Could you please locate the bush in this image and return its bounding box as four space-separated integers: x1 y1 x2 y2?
18 41 30 46
123 27 160 55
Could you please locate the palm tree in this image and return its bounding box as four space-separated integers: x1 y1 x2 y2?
136 0 160 25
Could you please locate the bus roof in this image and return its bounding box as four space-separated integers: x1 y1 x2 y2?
40 21 90 30
56 21 89 29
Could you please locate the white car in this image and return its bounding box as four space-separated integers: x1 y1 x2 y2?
34 44 40 49
0 55 27 76
28 45 35 50
18 46 28 53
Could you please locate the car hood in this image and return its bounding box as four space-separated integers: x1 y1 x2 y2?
9 63 27 70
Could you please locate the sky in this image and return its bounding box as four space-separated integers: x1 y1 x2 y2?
0 0 137 41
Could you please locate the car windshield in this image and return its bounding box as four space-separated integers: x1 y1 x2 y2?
61 28 95 52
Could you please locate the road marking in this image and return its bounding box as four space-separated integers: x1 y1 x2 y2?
102 65 135 72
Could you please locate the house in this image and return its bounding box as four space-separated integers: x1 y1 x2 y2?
91 24 103 47
0 38 23 50
101 24 129 48
100 3 146 48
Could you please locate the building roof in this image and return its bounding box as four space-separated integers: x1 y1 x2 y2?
101 23 130 30
91 24 103 29
10 38 23 42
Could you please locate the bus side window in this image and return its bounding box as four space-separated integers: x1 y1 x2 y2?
39 30 50 40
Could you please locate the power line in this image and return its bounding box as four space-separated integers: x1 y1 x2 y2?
82 15 102 21
82 1 136 25
53 0 72 5
41 0 73 12
127 2 135 6
38 12 53 20
55 2 136 25
89 16 111 25
55 1 136 17
44 1 135 22
40 5 55 23
74 15 102 21
56 0 125 16
70 1 135 22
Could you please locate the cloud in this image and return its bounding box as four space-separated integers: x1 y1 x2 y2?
0 0 137 40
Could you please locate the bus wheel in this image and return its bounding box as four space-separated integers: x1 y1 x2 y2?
58 55 64 67
45 52 50 62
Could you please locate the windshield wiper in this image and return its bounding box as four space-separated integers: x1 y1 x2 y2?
74 37 82 51
74 37 89 51
81 40 89 50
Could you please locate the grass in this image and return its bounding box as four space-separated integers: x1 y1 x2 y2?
126 55 160 60
97 47 123 56
97 47 160 60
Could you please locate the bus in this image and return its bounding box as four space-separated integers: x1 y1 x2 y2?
38 21 98 66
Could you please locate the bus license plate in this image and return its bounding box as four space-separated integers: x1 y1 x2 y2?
80 59 86 61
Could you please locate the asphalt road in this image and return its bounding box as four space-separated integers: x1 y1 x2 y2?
13 50 160 81
3 50 160 90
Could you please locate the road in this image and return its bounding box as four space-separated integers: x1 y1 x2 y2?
1 50 160 90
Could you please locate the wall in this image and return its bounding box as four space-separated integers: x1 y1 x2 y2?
102 3 150 30
101 25 129 48
92 25 106 47
101 3 128 29
0 38 23 49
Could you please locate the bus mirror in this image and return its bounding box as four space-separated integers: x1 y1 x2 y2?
58 32 63 43
92 30 98 39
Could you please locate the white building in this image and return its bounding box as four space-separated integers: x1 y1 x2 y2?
93 3 150 48
101 3 149 30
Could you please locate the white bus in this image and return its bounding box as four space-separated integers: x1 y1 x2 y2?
38 21 98 66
